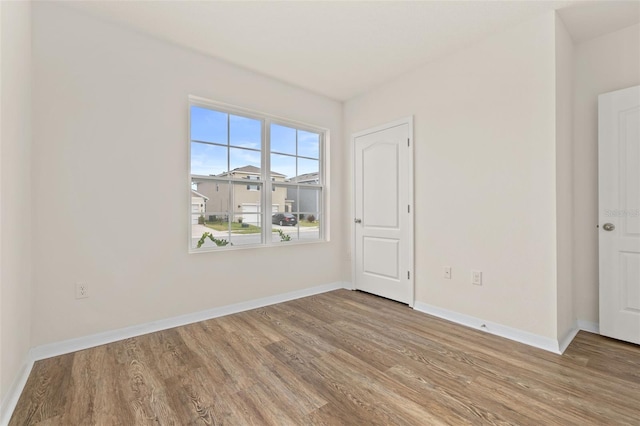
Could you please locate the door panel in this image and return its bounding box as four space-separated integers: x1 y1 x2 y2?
622 253 640 312
354 121 413 304
599 85 640 345
363 237 399 279
622 110 640 236
363 143 399 228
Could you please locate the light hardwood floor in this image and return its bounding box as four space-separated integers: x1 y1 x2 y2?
10 289 640 425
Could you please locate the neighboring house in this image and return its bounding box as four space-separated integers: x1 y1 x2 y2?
193 165 289 226
190 189 208 224
287 172 320 217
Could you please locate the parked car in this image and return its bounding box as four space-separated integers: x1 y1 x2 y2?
272 213 298 226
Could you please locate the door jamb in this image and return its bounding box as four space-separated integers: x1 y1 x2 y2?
351 117 415 306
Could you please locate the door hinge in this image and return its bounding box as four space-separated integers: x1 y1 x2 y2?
407 271 411 279
408 205 410 213
407 138 410 147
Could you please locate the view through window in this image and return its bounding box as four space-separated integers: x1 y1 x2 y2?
190 100 325 250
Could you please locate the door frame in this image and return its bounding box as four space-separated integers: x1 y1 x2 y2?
351 117 415 306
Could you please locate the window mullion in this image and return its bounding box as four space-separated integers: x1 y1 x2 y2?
263 119 271 244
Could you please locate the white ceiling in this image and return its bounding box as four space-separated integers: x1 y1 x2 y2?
62 0 640 102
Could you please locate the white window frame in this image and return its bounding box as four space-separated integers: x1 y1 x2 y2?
188 96 328 252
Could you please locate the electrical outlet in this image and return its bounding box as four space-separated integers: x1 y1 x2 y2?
472 270 482 286
444 266 452 279
75 282 89 299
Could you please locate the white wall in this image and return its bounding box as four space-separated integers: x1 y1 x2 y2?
344 12 561 339
31 3 344 346
555 15 575 341
0 0 32 405
573 23 640 325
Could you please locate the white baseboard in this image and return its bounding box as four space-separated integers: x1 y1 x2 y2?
1 281 348 425
558 320 602 353
558 326 580 354
413 301 564 354
577 320 600 334
0 353 35 426
32 281 348 361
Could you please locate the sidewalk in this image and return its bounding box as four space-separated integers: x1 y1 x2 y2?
191 223 227 238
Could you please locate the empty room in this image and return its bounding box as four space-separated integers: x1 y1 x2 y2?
2 0 640 424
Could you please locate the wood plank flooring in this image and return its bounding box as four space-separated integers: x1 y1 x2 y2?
10 289 640 425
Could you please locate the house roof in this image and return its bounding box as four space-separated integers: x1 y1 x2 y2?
222 165 286 178
289 172 319 183
190 189 209 201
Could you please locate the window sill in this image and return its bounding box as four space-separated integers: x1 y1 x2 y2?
188 238 329 254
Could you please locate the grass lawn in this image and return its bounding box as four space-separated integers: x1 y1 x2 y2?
204 221 261 234
204 219 318 234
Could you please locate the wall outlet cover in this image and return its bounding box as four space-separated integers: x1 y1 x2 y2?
75 282 89 299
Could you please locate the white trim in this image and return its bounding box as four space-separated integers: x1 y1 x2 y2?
558 325 580 354
0 354 35 426
351 116 415 306
413 301 564 354
351 117 414 139
403 117 415 307
577 320 600 334
31 281 348 361
559 320 604 353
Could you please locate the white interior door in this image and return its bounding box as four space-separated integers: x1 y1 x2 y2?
353 119 413 305
599 85 640 345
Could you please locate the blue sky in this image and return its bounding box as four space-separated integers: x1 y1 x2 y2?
190 106 319 179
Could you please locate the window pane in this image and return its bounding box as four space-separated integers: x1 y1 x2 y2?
230 147 261 172
230 115 261 150
191 142 228 176
271 185 289 213
289 171 319 185
298 130 320 159
299 213 321 241
191 179 232 249
298 158 319 179
271 123 296 155
192 179 230 218
192 215 232 249
231 181 263 245
298 187 322 214
271 153 296 180
271 210 299 243
190 106 227 144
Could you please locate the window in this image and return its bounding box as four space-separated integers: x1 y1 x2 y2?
189 98 326 251
245 175 260 191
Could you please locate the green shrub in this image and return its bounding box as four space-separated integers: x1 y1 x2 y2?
197 232 231 248
276 229 291 242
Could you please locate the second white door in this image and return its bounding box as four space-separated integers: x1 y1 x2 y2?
599 85 640 345
353 119 413 305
